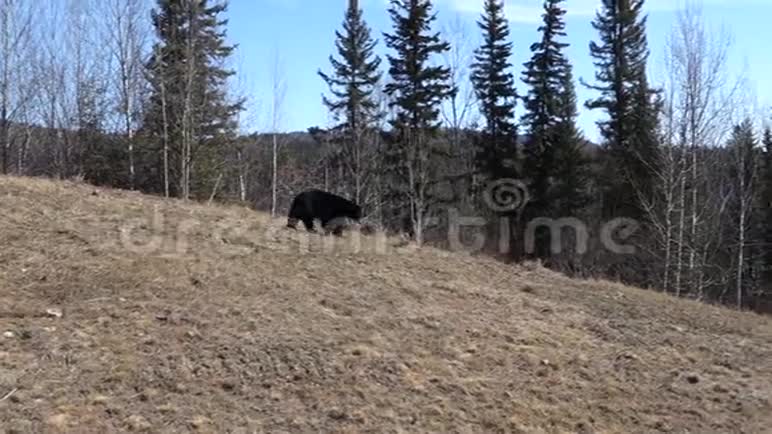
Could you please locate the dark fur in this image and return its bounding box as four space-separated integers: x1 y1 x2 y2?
287 190 362 235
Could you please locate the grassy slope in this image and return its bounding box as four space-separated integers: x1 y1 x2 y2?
0 175 771 433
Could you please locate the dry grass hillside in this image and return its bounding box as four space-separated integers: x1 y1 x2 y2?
1 175 771 434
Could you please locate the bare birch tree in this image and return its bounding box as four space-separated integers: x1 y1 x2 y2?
104 0 149 189
726 119 758 309
153 43 170 197
0 0 36 175
269 49 286 217
441 14 478 206
231 52 260 203
639 82 684 293
66 0 110 178
35 0 68 177
650 2 740 298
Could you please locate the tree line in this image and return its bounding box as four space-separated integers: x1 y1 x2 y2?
1 0 770 312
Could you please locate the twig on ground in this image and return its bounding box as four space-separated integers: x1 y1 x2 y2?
0 388 18 402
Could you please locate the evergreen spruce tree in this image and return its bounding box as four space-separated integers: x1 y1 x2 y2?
470 0 518 189
318 0 382 203
584 0 658 219
552 69 592 217
630 72 661 199
383 0 453 245
520 0 589 259
144 0 243 199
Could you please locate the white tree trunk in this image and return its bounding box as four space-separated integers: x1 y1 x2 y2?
736 204 745 309
237 148 247 202
161 75 169 198
675 174 686 297
271 133 278 217
269 50 285 217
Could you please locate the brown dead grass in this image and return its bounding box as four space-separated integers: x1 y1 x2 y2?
1 175 771 433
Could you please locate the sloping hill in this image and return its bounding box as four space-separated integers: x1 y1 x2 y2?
1 176 771 433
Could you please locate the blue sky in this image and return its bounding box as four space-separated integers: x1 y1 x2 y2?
225 0 772 141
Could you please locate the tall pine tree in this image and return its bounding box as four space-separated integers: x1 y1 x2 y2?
383 0 453 245
553 69 592 217
318 0 382 204
520 0 590 259
584 0 658 219
144 0 243 199
470 0 518 189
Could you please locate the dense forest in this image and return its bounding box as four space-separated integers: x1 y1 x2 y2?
1 0 771 313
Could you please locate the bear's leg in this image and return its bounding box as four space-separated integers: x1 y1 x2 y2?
322 218 345 237
287 193 308 230
287 217 298 229
302 218 316 232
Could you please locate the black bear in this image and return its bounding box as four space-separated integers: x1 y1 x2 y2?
286 189 362 235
